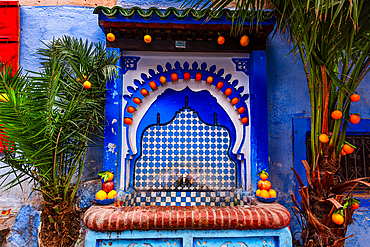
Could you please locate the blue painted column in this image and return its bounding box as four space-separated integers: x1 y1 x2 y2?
103 48 123 189
249 50 268 192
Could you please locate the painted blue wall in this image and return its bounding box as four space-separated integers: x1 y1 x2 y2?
266 34 370 246
19 6 106 182
10 4 370 247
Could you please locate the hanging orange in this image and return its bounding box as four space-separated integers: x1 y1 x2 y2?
349 114 360 124
342 144 354 154
141 89 149 96
83 81 91 89
149 81 157 89
350 94 360 102
241 117 248 124
144 35 152 43
332 213 344 225
240 35 249 46
224 88 232 96
106 33 115 42
124 118 133 125
319 134 329 143
159 76 167 84
127 106 135 113
133 97 141 104
206 76 213 84
195 73 202 81
331 110 343 119
171 73 178 82
217 36 225 45
231 97 239 105
216 81 223 89
238 107 246 114
183 72 191 80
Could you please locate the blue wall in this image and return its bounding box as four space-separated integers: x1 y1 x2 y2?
16 5 370 247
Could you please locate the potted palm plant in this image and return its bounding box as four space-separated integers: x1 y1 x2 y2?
0 36 119 246
180 0 370 246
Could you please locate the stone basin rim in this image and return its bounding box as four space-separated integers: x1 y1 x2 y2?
83 203 291 231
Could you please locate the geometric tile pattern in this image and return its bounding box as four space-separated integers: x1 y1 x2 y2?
119 191 252 207
134 108 237 191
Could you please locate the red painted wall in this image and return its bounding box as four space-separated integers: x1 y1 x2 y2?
0 1 19 152
0 1 19 70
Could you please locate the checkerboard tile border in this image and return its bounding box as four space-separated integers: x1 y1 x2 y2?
121 191 251 207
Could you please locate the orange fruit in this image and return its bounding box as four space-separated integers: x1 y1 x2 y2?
149 81 157 89
258 180 272 190
106 172 114 181
95 190 108 200
342 144 354 154
127 106 135 113
332 213 344 225
224 88 232 96
319 134 329 143
331 110 343 119
256 189 261 196
141 88 149 96
260 173 268 181
206 76 213 84
107 33 115 42
352 202 360 210
241 117 248 124
240 35 249 46
259 190 270 198
107 190 117 199
238 107 246 114
144 35 152 43
124 118 132 125
269 189 277 198
216 81 223 89
349 114 360 124
183 72 191 80
217 36 225 45
133 97 141 104
159 76 167 84
350 94 360 102
341 149 347 156
231 97 239 105
195 73 202 81
171 73 178 82
83 81 91 89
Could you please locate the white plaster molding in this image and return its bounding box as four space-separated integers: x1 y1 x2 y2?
128 79 245 157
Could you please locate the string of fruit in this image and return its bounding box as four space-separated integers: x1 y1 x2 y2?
94 171 117 201
255 169 277 199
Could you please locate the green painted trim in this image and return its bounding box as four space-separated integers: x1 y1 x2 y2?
93 6 274 22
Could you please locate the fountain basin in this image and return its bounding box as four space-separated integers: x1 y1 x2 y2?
83 201 290 232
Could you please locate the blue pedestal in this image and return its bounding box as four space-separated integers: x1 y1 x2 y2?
84 227 292 247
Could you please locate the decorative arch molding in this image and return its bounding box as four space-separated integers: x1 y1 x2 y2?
122 61 250 157
103 49 268 192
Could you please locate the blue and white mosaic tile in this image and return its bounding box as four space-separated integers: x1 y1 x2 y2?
120 191 252 207
134 108 237 191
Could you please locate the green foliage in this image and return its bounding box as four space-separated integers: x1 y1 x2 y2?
0 36 119 207
182 0 370 168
